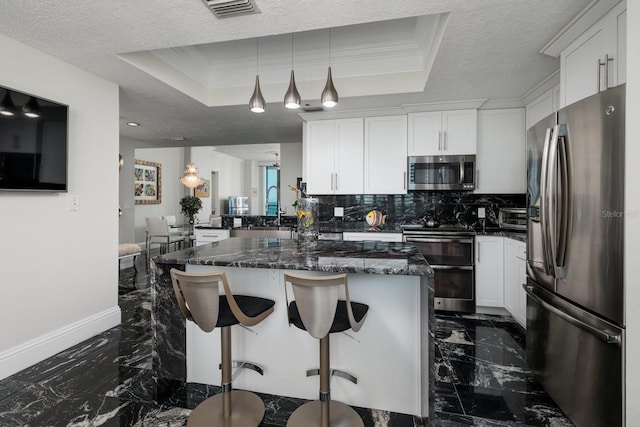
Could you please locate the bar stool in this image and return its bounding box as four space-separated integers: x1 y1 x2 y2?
170 268 275 427
284 271 369 427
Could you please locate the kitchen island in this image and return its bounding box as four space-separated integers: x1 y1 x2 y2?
150 237 434 417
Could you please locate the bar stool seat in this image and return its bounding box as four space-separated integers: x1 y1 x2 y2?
170 269 275 427
284 271 368 427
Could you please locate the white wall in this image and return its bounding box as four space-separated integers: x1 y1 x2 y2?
625 2 640 423
133 147 186 243
0 34 120 378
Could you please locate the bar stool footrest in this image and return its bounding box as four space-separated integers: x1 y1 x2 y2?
305 368 358 384
218 360 265 380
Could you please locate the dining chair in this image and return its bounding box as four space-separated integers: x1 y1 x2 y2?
145 217 185 269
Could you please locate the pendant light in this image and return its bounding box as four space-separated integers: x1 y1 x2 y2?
180 162 204 189
321 29 339 108
284 34 301 109
0 90 17 116
23 96 41 118
249 38 266 113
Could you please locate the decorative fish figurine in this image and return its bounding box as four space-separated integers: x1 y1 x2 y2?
366 210 387 228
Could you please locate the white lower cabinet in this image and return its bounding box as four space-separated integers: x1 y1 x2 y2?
194 228 230 246
475 235 504 308
342 232 403 242
504 238 527 328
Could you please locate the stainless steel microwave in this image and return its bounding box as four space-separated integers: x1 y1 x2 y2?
408 155 476 191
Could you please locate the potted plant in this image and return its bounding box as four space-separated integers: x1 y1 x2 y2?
179 196 203 224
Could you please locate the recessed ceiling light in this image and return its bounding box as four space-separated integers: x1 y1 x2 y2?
127 121 140 127
172 137 186 141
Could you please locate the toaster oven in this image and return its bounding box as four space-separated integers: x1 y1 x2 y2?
498 208 527 230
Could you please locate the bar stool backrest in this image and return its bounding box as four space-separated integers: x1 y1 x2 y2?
284 271 366 339
170 269 222 332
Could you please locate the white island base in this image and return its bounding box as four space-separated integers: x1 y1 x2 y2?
184 265 429 417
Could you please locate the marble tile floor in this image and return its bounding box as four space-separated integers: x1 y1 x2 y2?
0 255 573 426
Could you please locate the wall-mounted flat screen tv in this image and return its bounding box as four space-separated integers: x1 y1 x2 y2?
0 86 68 192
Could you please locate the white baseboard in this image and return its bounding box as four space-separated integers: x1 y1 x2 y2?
0 306 121 380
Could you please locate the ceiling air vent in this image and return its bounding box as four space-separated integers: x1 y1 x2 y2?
203 0 259 18
302 106 324 113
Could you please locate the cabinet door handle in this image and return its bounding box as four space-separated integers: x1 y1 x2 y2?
597 55 614 92
597 57 604 92
404 171 407 190
438 131 442 151
477 242 480 262
605 54 613 90
476 170 479 189
443 131 447 151
335 173 338 191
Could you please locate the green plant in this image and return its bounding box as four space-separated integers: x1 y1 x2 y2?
179 196 203 222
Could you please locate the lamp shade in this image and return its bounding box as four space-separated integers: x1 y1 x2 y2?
0 90 17 116
23 96 41 118
321 67 338 108
249 75 266 113
284 70 301 109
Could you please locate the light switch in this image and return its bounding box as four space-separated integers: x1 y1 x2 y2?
477 207 485 219
334 207 344 217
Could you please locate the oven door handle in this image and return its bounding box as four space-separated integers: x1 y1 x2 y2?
431 265 474 271
404 236 475 244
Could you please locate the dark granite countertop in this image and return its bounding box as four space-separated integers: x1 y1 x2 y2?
476 229 527 242
153 237 432 276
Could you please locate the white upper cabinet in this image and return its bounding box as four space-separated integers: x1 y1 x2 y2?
305 118 364 195
407 110 477 156
364 115 408 195
475 108 526 194
560 1 626 107
525 85 560 130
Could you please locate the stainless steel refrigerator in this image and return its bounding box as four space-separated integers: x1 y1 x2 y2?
525 84 625 427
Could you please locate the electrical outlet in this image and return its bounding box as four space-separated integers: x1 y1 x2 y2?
477 207 486 219
68 195 80 211
334 207 344 217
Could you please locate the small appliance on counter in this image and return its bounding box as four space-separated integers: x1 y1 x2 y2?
227 196 249 215
498 208 526 230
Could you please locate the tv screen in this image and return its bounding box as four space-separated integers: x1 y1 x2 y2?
0 86 68 192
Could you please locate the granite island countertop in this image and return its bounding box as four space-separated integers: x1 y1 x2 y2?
153 237 432 276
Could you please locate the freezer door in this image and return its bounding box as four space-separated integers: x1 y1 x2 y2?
525 281 624 427
556 84 625 325
526 113 556 291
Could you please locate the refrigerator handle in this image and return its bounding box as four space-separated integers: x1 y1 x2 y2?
539 127 554 277
524 285 621 346
546 125 561 278
556 127 571 276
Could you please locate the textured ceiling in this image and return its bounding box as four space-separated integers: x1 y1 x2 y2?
0 0 591 149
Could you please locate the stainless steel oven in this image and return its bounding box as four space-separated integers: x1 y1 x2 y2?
403 228 475 312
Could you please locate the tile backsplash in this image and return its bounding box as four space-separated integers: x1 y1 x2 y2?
315 192 526 230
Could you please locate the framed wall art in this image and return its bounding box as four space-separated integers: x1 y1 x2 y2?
134 159 162 204
195 179 210 198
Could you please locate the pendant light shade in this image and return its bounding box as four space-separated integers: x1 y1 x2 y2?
249 75 266 113
23 96 41 118
284 70 301 109
0 90 17 116
321 66 338 108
